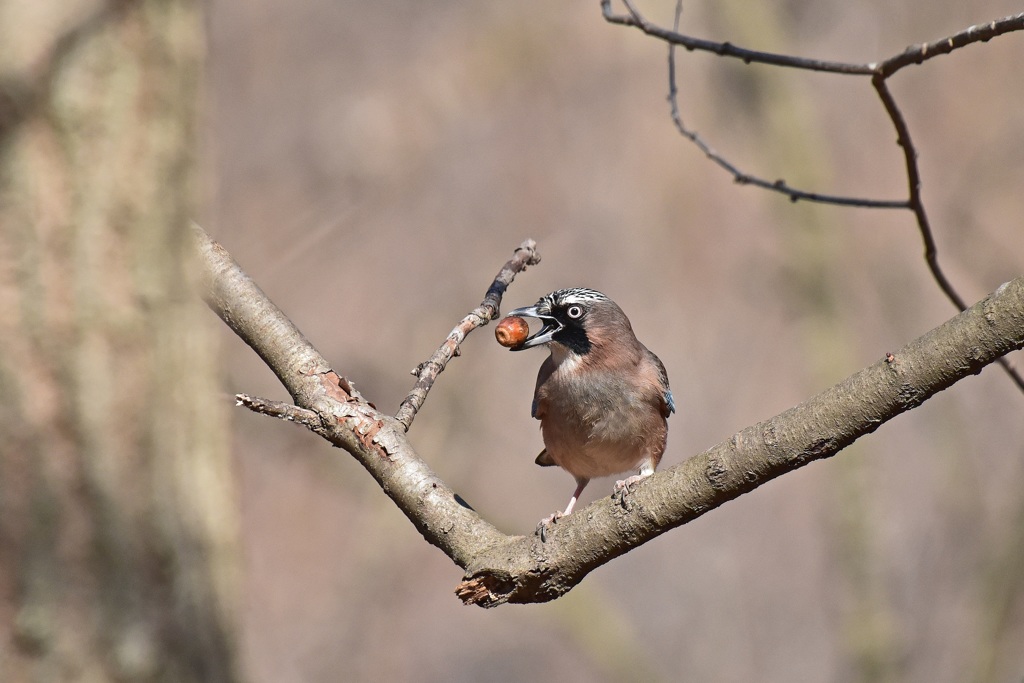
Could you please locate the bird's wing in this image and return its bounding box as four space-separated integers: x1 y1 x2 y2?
649 350 675 417
531 356 556 420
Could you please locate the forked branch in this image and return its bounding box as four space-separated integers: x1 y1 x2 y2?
604 0 1024 391
193 224 1024 607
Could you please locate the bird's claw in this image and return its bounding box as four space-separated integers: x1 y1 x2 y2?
536 512 564 542
613 474 647 509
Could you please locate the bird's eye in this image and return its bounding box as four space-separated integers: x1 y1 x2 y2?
566 305 584 319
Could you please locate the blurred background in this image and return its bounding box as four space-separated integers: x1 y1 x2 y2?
3 0 1023 681
216 0 1024 681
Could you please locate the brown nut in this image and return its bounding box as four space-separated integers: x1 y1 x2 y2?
495 316 530 348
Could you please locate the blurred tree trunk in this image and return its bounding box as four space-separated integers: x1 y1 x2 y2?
0 1 240 681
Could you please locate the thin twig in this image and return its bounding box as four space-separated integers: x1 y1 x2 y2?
236 393 322 429
871 77 1024 392
602 0 874 75
607 0 1024 77
608 0 1024 394
877 13 1024 76
870 76 964 310
394 239 541 431
664 0 907 209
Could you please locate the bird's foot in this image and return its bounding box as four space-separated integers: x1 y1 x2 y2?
536 511 565 542
613 473 650 509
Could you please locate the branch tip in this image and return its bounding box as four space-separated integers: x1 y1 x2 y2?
394 239 542 430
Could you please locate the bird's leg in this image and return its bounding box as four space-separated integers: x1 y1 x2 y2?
562 478 588 516
536 477 589 542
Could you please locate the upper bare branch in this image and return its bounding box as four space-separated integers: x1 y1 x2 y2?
878 13 1024 76
604 0 1024 391
602 0 874 74
663 0 907 209
603 0 1023 76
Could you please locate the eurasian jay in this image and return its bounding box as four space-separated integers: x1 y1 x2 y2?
506 287 675 538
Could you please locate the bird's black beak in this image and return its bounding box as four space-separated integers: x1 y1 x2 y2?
505 304 562 350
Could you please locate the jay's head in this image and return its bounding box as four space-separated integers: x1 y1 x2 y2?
506 288 637 356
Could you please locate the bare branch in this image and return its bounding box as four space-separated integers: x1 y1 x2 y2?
878 13 1024 76
601 0 874 75
664 0 907 209
872 57 1024 394
394 239 541 431
456 278 1024 606
869 76 962 310
603 1 1023 76
236 393 321 429
607 2 1024 393
193 224 1024 607
192 222 330 392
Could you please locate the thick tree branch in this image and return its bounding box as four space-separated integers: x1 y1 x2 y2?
193 225 509 570
193 225 1024 608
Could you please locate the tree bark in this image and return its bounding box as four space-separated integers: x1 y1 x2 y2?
0 2 240 679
